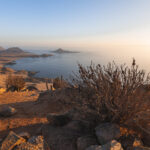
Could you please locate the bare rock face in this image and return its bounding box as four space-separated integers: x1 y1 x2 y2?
85 140 123 150
77 135 98 150
0 106 17 117
95 123 121 145
0 131 25 150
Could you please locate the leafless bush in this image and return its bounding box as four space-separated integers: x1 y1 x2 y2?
6 75 25 91
72 59 150 130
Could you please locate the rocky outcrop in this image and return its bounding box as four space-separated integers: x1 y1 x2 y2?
0 106 17 117
86 140 123 150
95 123 121 145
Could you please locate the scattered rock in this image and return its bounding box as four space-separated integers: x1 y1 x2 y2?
95 123 121 145
26 86 38 91
47 113 71 126
0 131 25 150
133 138 143 147
7 86 18 92
18 132 30 140
14 142 38 150
14 135 49 150
86 140 123 150
0 106 17 117
77 135 98 150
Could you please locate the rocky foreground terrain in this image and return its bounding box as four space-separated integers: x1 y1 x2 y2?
0 86 149 150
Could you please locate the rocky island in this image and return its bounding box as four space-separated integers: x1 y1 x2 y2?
0 47 53 66
52 48 79 54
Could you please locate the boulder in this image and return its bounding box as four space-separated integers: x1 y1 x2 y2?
0 131 25 150
95 123 121 145
26 86 38 91
77 135 98 150
0 106 17 117
86 140 123 150
47 113 71 126
42 124 82 150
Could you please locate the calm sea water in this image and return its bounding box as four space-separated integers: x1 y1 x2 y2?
5 49 150 79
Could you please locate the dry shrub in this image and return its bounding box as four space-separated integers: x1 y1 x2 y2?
53 76 67 89
6 75 25 91
72 60 150 132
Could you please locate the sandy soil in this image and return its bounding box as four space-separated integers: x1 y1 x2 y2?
0 90 70 139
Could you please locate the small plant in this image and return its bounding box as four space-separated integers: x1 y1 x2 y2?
53 76 67 89
6 75 25 91
72 59 150 133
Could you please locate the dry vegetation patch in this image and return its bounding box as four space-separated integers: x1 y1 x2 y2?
71 60 150 137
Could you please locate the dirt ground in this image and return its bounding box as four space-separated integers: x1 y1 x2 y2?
0 90 70 139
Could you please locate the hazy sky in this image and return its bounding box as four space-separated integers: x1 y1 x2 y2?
0 0 150 50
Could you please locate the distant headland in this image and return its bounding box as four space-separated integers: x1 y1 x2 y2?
0 46 53 66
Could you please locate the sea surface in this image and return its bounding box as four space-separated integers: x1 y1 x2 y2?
5 49 150 79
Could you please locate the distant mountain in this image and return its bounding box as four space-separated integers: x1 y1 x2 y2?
0 46 5 51
52 48 79 54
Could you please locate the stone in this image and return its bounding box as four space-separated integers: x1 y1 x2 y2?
47 113 71 126
77 135 98 150
133 138 143 147
26 86 38 91
95 123 121 145
15 136 47 150
86 140 123 150
0 131 25 150
18 132 30 140
0 106 17 117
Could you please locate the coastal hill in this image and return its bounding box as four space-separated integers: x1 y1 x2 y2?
0 46 53 65
5 47 24 53
0 47 53 57
52 48 79 54
0 47 25 55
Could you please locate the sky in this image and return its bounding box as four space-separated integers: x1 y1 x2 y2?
0 0 150 51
